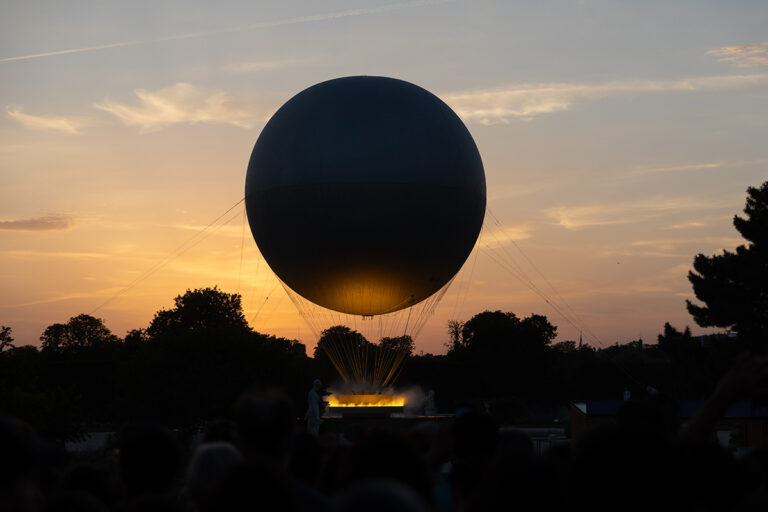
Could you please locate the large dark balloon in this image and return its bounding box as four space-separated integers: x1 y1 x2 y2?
245 76 485 316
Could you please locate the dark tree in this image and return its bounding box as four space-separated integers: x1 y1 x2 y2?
444 310 560 402
445 320 464 352
657 322 697 359
0 325 14 351
313 326 372 359
312 325 369 383
552 340 577 353
458 310 520 356
453 310 558 356
147 286 251 340
518 313 558 346
655 322 728 397
122 287 308 424
40 314 119 352
124 328 149 345
379 335 415 355
687 181 768 351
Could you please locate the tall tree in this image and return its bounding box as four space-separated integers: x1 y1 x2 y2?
445 320 465 353
445 310 559 399
458 310 520 356
0 325 15 351
40 314 119 351
687 181 768 351
452 310 557 356
124 328 149 345
379 335 415 355
313 325 374 383
147 286 251 340
657 322 699 361
313 326 372 359
517 313 558 347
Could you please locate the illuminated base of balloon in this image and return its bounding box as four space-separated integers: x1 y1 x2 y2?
327 393 405 418
282 277 455 387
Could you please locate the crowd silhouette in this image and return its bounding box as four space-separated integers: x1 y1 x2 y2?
2 355 768 512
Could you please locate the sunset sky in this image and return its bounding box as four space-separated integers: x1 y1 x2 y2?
2 0 767 354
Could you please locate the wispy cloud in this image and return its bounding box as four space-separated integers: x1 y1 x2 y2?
664 221 707 230
488 181 556 202
597 237 744 260
0 214 76 231
708 43 768 68
0 249 107 259
479 223 533 247
0 0 451 63
664 263 693 278
633 158 768 174
596 247 686 259
6 106 84 134
545 197 734 230
441 73 768 124
94 83 256 131
0 249 163 264
637 162 724 173
595 235 746 261
11 287 125 307
630 237 744 252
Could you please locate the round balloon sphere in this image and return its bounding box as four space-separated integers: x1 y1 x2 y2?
245 76 486 316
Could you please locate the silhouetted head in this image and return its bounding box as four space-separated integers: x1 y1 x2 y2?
669 440 743 511
64 464 120 507
453 410 499 461
469 454 564 512
497 427 534 461
44 490 109 512
409 421 440 456
118 422 182 498
313 379 322 392
235 391 296 464
0 413 40 482
289 430 322 486
185 442 242 510
206 461 298 512
120 494 188 512
450 411 500 507
342 429 431 503
202 419 239 445
739 448 768 499
333 479 429 512
0 414 43 512
571 421 678 512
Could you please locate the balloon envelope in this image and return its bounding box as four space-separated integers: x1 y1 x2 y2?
245 76 485 316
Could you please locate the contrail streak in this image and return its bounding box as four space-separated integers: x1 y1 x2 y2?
1 0 453 63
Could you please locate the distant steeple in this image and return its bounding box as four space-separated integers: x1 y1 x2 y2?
578 332 582 349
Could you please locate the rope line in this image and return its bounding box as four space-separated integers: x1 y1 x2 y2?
237 205 247 295
89 198 245 315
480 206 645 387
283 276 454 387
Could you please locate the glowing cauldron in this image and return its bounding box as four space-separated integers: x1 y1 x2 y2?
327 394 405 418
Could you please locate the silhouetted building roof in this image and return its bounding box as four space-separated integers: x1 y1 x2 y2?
572 399 768 419
570 399 768 451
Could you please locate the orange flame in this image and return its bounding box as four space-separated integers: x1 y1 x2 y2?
328 393 405 407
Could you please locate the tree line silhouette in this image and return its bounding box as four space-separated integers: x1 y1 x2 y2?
0 293 744 442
